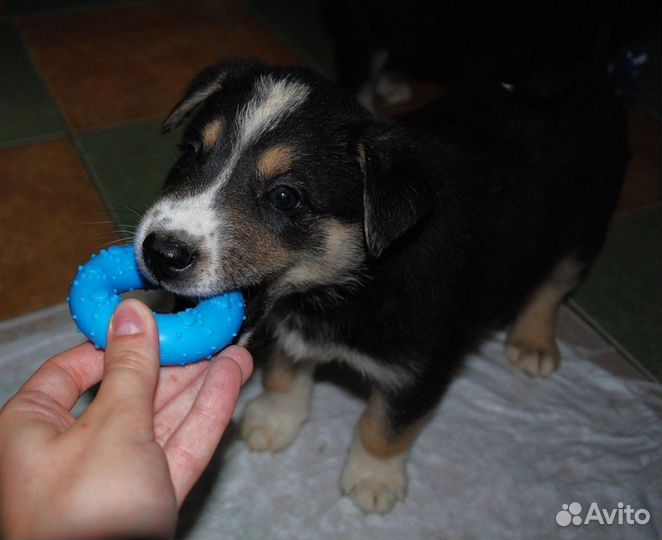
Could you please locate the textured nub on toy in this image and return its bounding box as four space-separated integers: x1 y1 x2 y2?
68 245 245 366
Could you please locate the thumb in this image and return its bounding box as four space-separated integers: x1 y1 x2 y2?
86 299 160 435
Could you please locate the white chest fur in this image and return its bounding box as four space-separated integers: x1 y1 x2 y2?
273 322 411 389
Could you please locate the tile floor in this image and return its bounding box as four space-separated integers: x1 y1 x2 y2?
0 0 659 379
1 0 301 322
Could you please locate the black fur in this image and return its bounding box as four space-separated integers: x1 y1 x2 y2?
144 60 626 439
257 68 626 433
322 0 656 101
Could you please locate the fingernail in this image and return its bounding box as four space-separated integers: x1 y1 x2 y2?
111 300 146 336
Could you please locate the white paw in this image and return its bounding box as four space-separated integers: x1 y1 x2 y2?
375 75 412 106
240 391 308 452
357 84 376 113
340 437 407 514
506 340 560 378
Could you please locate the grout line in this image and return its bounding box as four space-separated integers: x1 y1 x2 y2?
69 134 123 227
14 23 76 132
566 299 658 382
638 102 662 120
14 19 122 234
242 1 327 77
0 130 66 151
7 8 660 382
74 114 166 136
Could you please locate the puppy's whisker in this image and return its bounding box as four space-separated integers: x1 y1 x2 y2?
118 204 145 220
80 220 117 225
114 235 136 240
97 237 133 249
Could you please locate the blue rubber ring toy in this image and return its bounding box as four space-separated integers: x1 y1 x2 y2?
67 245 245 366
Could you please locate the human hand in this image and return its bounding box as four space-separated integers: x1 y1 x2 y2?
0 299 253 539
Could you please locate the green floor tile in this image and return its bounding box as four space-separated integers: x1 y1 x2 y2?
572 209 662 379
245 0 334 78
639 14 661 117
0 22 64 147
76 119 180 231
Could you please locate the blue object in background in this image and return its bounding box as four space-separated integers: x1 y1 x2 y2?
609 41 649 99
68 245 245 366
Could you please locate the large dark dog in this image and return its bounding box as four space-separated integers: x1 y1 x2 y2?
322 0 654 110
135 58 626 513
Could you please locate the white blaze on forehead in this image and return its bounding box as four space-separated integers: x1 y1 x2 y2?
209 74 310 189
136 74 310 280
237 75 310 147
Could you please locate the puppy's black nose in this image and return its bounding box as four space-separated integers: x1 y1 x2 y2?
142 232 198 281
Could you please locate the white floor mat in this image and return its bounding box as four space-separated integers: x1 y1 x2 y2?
1 304 660 540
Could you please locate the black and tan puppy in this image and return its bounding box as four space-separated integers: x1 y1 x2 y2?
135 59 626 513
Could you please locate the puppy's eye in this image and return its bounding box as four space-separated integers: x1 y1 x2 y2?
178 143 198 169
267 185 302 212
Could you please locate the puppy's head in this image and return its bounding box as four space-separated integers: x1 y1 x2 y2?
135 60 434 302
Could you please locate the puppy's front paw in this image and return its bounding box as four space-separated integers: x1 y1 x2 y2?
340 438 407 514
375 74 412 106
506 339 560 378
240 392 308 452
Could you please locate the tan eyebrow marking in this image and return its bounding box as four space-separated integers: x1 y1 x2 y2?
201 118 223 151
257 145 295 179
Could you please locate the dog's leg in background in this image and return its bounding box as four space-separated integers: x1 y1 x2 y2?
341 389 431 514
506 257 584 377
356 50 389 113
374 69 413 107
240 351 314 451
357 50 413 111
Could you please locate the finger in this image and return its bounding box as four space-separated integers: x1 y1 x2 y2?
163 354 245 506
0 344 104 441
154 362 209 412
153 367 208 446
84 299 160 436
153 347 252 446
18 342 104 411
216 345 253 385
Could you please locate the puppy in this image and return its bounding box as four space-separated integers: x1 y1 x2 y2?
135 59 627 514
322 1 649 110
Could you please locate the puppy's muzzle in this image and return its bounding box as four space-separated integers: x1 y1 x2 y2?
142 232 199 282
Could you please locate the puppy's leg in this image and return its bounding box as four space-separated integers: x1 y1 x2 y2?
374 72 413 106
240 350 314 452
341 389 429 514
506 257 583 377
356 50 389 112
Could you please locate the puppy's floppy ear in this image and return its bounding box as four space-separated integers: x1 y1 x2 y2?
162 59 264 132
359 122 436 258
